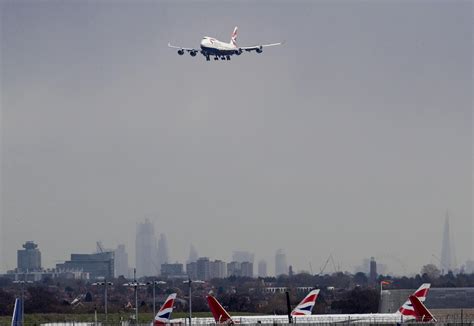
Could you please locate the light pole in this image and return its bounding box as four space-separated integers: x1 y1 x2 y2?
183 278 204 326
92 279 114 322
124 269 146 324
379 280 390 312
13 275 32 326
147 280 167 318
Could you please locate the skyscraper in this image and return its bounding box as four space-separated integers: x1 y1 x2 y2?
17 241 41 272
196 257 210 280
136 219 157 277
241 261 254 277
187 244 198 264
440 213 456 274
114 244 129 277
157 233 170 274
369 257 377 286
209 260 227 279
258 260 267 277
275 249 288 277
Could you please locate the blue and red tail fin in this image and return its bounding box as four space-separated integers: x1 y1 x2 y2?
396 283 431 319
207 295 233 324
409 295 436 322
230 27 238 47
154 293 176 325
291 289 320 316
11 298 22 326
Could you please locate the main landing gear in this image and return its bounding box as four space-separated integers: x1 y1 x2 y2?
207 54 231 62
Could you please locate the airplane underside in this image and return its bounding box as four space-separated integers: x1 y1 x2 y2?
200 46 239 61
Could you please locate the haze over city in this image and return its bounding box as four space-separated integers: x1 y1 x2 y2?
1 1 472 276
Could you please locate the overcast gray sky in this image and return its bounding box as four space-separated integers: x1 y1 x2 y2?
1 0 472 276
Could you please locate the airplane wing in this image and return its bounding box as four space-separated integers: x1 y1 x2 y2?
239 41 285 52
168 43 200 56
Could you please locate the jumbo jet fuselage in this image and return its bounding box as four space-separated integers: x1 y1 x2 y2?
201 36 248 58
200 37 242 55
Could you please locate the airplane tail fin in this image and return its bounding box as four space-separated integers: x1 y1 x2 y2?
207 295 233 324
291 289 320 316
409 295 437 322
396 283 431 319
230 26 238 47
11 298 22 326
153 293 177 325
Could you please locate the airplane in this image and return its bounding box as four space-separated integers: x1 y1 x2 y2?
153 293 177 325
11 298 23 326
195 284 435 324
169 289 319 324
209 289 320 323
168 27 283 61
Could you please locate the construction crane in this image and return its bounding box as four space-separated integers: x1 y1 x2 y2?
96 241 105 253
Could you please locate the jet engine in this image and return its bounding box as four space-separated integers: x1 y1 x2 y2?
177 49 184 55
190 51 197 57
256 46 263 54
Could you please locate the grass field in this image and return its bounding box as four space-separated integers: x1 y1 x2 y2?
0 311 262 325
1 309 473 325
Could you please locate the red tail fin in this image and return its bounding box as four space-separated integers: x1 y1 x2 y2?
207 295 233 324
408 295 437 322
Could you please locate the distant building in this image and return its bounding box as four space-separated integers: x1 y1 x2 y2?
114 244 129 278
275 249 288 276
258 260 267 277
196 257 210 280
288 265 294 277
241 262 253 278
227 261 241 277
161 263 185 278
56 252 114 280
136 219 157 277
187 245 198 264
6 269 89 282
186 262 197 279
369 257 377 286
157 234 170 275
17 241 42 272
209 260 227 279
440 214 456 274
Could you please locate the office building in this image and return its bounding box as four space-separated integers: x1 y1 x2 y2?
258 260 267 277
136 219 157 277
275 249 288 276
241 261 253 277
196 257 210 280
209 260 227 279
114 244 129 277
17 241 42 272
56 251 114 280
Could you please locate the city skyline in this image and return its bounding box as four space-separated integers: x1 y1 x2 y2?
5 221 473 278
1 1 472 276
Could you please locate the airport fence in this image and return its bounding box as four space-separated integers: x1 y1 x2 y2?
1 321 474 326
